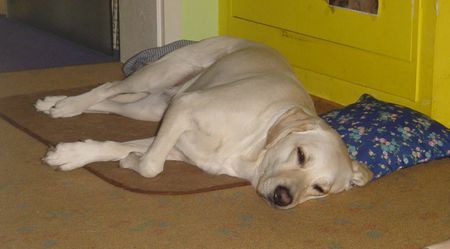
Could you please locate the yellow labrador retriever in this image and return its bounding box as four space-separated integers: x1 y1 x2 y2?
35 36 372 209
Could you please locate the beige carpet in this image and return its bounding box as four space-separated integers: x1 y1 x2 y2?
1 63 449 249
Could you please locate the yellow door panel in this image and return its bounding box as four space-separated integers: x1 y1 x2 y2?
224 16 417 101
232 0 414 60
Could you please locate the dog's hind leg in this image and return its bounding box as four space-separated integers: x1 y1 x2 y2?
84 87 179 121
36 56 200 118
36 36 247 118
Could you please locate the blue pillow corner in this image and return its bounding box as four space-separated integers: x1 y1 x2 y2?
320 94 449 179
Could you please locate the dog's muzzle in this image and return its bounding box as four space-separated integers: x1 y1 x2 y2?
269 185 293 207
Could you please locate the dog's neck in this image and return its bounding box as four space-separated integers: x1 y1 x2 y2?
233 155 264 186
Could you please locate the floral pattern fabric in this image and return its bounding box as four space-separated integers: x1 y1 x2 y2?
320 94 450 179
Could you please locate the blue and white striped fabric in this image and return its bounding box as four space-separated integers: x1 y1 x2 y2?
122 40 196 77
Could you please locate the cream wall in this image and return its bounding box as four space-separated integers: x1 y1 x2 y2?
163 0 182 44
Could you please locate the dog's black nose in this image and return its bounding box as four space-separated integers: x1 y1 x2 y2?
272 186 293 207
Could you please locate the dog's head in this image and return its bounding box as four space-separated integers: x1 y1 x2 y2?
256 107 372 209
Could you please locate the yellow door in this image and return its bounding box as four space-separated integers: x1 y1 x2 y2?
220 0 449 127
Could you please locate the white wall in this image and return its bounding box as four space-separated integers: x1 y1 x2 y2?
163 0 181 44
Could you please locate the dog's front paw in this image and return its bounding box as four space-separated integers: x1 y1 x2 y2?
43 140 97 171
35 96 67 114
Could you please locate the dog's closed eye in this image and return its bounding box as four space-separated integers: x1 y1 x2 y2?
312 184 325 194
297 147 305 165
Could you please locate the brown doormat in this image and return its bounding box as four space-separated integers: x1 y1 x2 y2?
0 86 341 195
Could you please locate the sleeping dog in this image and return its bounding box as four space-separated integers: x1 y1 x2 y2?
35 36 372 209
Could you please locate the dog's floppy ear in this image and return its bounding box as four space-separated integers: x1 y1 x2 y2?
266 107 319 148
351 160 373 186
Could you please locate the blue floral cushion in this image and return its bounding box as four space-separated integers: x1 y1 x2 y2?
320 94 450 179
